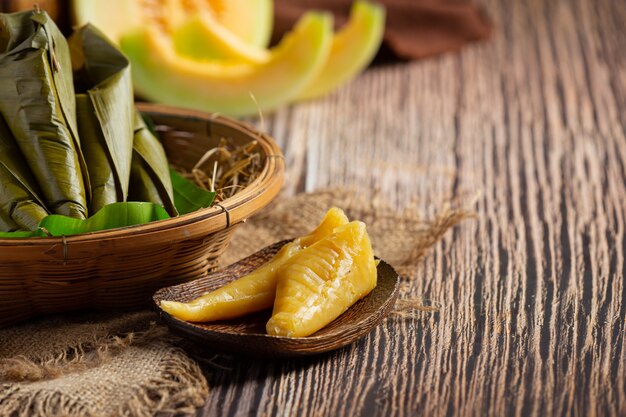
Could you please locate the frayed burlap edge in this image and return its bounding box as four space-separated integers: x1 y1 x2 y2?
390 200 475 316
0 323 208 417
0 324 169 383
118 350 207 417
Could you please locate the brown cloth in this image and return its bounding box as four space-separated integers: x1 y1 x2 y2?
273 0 493 60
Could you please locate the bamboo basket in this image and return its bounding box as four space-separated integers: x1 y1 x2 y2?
0 103 284 327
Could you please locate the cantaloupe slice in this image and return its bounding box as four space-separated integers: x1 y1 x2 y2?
160 207 349 322
120 12 333 116
171 1 385 101
71 0 273 47
201 0 273 48
266 221 377 337
172 13 269 63
297 0 385 100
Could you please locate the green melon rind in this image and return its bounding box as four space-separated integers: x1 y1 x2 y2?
297 0 386 100
172 14 269 63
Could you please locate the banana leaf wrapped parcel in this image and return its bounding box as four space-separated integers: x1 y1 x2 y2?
0 10 89 219
69 24 134 214
0 117 49 231
128 113 177 217
0 9 215 237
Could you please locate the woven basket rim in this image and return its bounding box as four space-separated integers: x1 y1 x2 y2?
0 103 284 246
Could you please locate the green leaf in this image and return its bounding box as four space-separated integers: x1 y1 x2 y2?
0 115 46 207
39 201 170 235
0 10 89 219
0 209 17 232
140 113 159 139
0 169 216 236
128 112 177 216
75 95 119 212
0 229 43 238
0 167 49 231
0 116 49 231
70 24 134 214
170 168 215 215
0 202 170 238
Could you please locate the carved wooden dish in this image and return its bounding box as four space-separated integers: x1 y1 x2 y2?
153 240 400 358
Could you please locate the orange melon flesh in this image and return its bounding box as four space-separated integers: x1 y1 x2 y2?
170 0 385 101
160 207 349 322
266 221 377 337
119 12 333 116
204 0 273 48
71 0 273 47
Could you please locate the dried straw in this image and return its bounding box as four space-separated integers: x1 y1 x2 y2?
173 138 263 203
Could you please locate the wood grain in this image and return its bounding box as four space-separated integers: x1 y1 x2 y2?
194 0 626 415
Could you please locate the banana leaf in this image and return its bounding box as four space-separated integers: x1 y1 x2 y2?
38 202 170 236
0 10 89 219
0 164 49 231
69 24 134 214
0 115 48 231
128 152 163 206
0 210 19 232
0 170 215 236
128 113 177 216
0 202 170 238
170 168 215 215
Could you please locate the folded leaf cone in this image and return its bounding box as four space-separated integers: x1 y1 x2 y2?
0 164 50 231
0 116 48 231
128 113 177 216
69 24 134 213
0 208 17 232
0 10 89 219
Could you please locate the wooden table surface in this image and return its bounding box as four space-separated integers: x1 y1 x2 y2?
195 0 626 415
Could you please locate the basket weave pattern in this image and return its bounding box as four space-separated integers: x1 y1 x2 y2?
0 104 284 327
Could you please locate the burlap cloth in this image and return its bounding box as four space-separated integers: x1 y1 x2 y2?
0 189 472 417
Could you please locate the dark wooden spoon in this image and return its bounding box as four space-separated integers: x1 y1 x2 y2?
153 240 399 358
